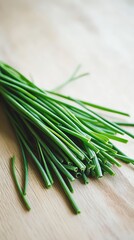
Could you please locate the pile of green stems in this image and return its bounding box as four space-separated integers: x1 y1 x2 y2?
0 62 134 214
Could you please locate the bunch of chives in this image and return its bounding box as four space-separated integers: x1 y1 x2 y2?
0 61 134 214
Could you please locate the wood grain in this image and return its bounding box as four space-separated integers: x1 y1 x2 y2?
0 0 134 239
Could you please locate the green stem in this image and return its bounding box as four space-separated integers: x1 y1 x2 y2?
49 160 80 214
48 91 129 117
115 122 134 127
52 65 89 91
11 156 31 210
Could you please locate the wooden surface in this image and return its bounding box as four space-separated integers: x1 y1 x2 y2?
0 0 134 239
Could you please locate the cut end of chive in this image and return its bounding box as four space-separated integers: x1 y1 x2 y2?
46 183 52 189
116 163 122 167
71 177 75 182
97 175 103 179
25 201 31 211
85 180 89 184
76 209 81 214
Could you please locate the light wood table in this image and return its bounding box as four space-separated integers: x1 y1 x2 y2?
0 0 134 239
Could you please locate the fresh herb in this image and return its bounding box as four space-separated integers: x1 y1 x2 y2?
0 62 134 214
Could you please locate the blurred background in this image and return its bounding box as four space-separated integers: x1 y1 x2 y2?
0 1 134 240
0 0 134 113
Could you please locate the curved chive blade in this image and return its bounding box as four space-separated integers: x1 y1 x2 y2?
37 141 54 185
64 177 74 193
49 160 80 214
11 156 31 211
18 140 28 195
115 122 134 127
52 65 89 92
48 91 130 117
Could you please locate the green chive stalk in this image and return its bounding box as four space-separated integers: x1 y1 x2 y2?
0 61 134 214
